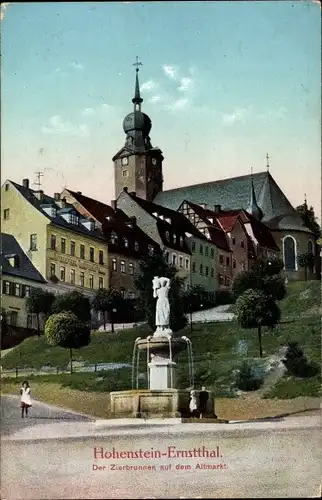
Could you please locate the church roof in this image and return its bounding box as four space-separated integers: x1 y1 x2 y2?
154 171 309 232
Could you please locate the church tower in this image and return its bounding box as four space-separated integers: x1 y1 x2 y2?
112 57 164 201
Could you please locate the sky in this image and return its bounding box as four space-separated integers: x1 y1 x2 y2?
1 1 321 216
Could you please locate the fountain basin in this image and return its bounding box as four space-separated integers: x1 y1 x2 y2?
136 337 186 356
110 389 191 418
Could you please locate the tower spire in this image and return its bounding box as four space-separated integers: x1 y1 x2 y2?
247 167 263 220
132 56 143 109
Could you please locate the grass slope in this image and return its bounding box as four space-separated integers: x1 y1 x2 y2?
1 280 321 401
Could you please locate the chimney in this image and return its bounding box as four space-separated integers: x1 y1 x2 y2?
22 179 29 189
214 204 222 213
61 197 67 208
111 200 117 210
123 186 128 193
54 193 61 201
34 190 44 202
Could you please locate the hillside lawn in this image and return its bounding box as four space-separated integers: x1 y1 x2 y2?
1 280 321 420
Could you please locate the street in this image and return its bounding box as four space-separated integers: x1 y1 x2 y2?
1 396 321 499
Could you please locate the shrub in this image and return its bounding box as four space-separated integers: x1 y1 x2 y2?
282 341 319 378
235 359 265 391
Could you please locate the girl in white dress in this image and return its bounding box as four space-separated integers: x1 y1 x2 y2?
20 381 32 418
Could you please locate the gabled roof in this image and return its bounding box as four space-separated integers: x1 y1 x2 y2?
63 189 115 223
154 171 304 227
9 181 105 241
1 234 46 283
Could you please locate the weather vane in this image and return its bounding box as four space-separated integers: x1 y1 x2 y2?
266 153 270 171
133 56 142 72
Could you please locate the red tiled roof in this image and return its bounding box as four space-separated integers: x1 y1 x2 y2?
207 227 231 252
65 189 115 223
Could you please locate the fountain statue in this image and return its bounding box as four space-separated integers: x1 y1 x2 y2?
109 276 198 418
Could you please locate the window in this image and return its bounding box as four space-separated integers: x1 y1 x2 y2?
129 291 135 299
89 274 94 289
185 258 189 270
24 285 31 297
30 234 37 251
80 272 85 287
232 237 236 245
241 240 245 248
165 251 169 263
70 269 75 285
80 244 85 259
172 254 177 266
50 263 56 277
205 246 209 257
134 241 139 252
205 266 209 277
218 274 225 285
27 314 33 329
173 234 177 244
50 235 56 250
120 288 126 298
99 277 104 289
192 241 196 253
129 263 134 275
70 213 78 225
308 240 314 255
70 241 76 256
122 170 129 177
148 245 154 256
180 236 184 247
60 267 66 281
4 281 10 294
89 247 95 262
192 262 196 273
3 209 10 220
99 250 104 264
219 255 224 264
200 264 203 275
211 268 214 278
226 257 230 267
233 259 236 269
179 256 183 268
5 184 9 191
200 244 203 255
210 248 215 258
124 238 129 248
241 261 246 271
283 236 297 271
15 283 21 297
61 238 66 254
120 260 126 273
112 259 117 271
225 277 231 286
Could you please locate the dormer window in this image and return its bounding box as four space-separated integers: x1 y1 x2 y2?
110 233 118 245
124 237 129 248
173 234 177 244
134 241 139 252
70 213 79 225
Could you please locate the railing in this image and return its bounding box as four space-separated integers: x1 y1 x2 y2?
1 362 131 378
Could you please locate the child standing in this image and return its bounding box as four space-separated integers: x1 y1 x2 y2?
20 380 32 418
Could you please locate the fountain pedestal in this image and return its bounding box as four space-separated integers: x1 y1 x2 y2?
148 357 176 390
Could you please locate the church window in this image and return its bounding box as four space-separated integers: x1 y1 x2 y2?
283 236 297 271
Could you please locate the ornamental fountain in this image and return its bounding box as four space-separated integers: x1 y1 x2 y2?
109 277 195 418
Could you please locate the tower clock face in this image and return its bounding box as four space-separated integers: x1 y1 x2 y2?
152 158 157 165
121 157 128 166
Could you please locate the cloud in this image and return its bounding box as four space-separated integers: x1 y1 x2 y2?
222 108 251 125
0 3 10 21
166 98 189 112
178 77 194 92
140 80 157 92
41 116 89 137
163 65 177 80
69 62 84 71
148 95 163 104
81 107 95 116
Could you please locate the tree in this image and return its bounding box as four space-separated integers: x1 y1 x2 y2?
296 202 320 238
134 253 187 332
232 258 286 302
51 291 91 324
92 288 123 332
297 252 315 281
183 285 214 313
236 289 281 358
45 311 91 374
282 341 319 378
25 288 55 336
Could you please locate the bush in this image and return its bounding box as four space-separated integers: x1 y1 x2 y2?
215 289 235 306
235 359 265 391
282 341 319 378
51 291 91 323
